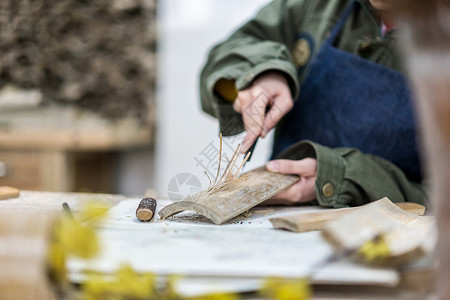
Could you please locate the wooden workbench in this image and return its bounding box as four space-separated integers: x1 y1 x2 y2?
0 191 435 299
0 105 153 193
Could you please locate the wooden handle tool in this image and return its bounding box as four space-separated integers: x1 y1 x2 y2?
270 202 426 233
0 186 20 200
136 198 157 222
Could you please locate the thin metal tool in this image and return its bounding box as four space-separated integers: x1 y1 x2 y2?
240 137 259 175
245 137 258 163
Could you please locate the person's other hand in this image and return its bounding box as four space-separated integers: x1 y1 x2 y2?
262 158 317 205
233 71 293 153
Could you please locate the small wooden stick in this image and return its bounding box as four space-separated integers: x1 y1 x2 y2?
204 171 212 188
233 151 251 178
136 198 157 222
226 144 241 180
213 133 223 185
218 144 241 184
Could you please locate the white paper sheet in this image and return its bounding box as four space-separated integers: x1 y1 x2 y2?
67 199 399 296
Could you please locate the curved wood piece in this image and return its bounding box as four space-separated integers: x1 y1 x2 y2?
158 167 298 225
321 197 436 267
270 202 426 233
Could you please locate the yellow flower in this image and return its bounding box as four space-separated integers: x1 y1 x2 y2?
82 264 155 300
48 200 110 286
47 242 67 284
260 277 311 300
55 217 100 259
78 200 110 224
358 234 391 263
190 292 240 300
115 265 155 299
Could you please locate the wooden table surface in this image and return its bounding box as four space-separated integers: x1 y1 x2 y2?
0 190 436 299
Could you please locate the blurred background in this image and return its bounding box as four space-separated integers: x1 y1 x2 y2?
0 0 271 198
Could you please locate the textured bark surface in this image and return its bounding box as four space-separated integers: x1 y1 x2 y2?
159 167 298 225
136 197 157 221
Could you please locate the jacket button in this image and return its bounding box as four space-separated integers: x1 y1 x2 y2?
322 183 334 198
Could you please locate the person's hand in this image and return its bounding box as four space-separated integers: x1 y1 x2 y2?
233 71 293 153
262 158 317 205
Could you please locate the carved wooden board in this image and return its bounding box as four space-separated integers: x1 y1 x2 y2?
158 167 298 225
270 202 426 233
321 197 436 267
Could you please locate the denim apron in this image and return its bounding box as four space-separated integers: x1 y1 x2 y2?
272 1 421 182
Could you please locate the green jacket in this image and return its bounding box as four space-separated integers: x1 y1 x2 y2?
199 0 428 208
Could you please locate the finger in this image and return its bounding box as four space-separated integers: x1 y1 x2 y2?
262 96 293 137
233 89 252 113
273 182 300 201
301 176 317 202
241 132 259 154
271 176 316 203
233 97 242 113
294 176 316 202
234 90 259 152
240 87 270 152
266 158 317 176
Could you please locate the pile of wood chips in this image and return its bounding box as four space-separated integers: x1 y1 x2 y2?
0 0 156 122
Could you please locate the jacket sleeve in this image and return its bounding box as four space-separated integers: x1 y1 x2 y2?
200 0 307 136
277 140 429 209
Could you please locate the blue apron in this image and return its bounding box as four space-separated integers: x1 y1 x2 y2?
272 1 421 182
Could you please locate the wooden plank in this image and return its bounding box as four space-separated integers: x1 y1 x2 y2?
269 202 426 233
321 197 436 267
159 167 298 225
0 105 152 151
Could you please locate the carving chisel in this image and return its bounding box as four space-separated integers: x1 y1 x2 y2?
240 137 259 175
